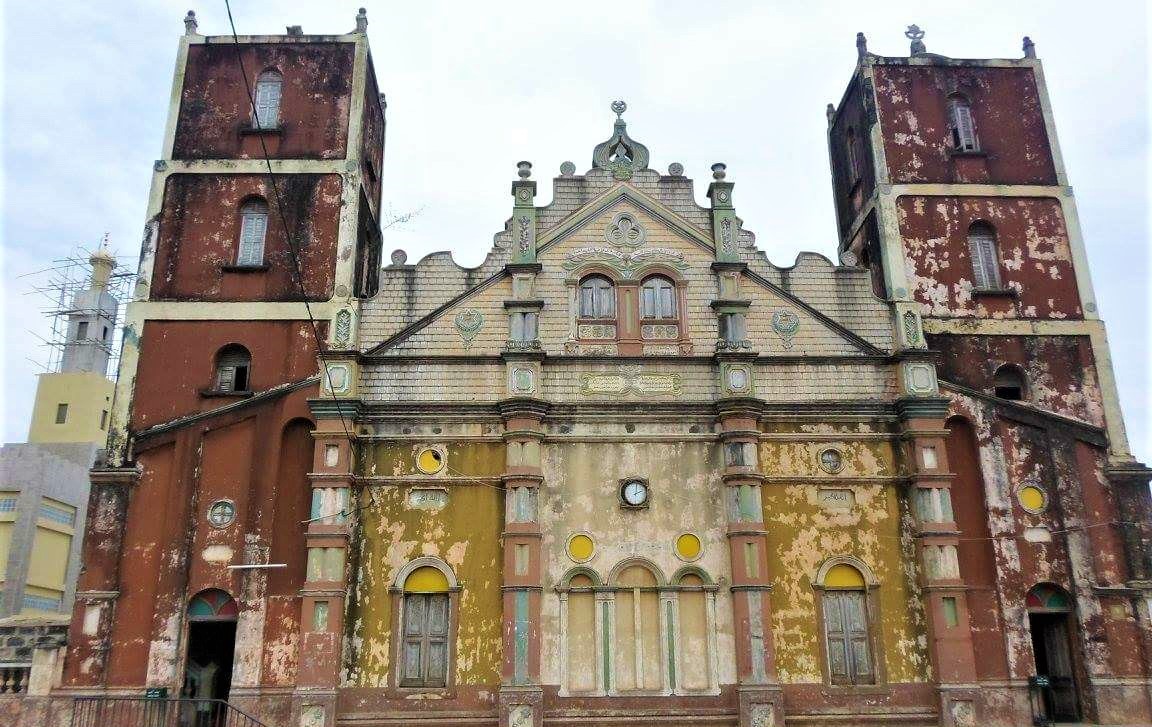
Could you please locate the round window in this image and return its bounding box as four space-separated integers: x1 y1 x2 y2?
416 447 445 475
818 447 844 474
1017 485 1048 514
207 500 236 528
566 533 595 563
675 533 702 562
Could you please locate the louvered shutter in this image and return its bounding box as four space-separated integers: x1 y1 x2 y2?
823 593 851 684
968 228 1000 289
426 594 449 686
254 75 281 128
238 209 268 266
951 101 977 151
843 592 874 683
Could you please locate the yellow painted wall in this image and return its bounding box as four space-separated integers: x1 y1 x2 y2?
27 525 72 591
347 441 505 687
0 520 13 582
760 426 931 684
27 372 114 444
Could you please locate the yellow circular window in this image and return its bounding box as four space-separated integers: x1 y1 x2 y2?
566 533 595 563
675 533 702 562
416 448 445 475
1018 485 1047 514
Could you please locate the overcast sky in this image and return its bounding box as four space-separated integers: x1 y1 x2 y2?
2 1 1148 461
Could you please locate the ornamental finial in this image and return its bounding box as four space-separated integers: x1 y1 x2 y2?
355 8 368 33
856 32 868 59
611 100 627 120
905 24 926 55
184 10 198 35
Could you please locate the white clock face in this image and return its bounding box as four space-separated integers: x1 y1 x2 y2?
622 480 648 506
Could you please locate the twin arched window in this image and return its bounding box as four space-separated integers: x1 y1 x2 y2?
967 221 1001 290
579 275 679 321
948 95 978 152
253 70 282 129
237 199 269 266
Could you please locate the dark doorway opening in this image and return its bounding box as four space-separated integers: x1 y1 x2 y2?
1029 612 1080 723
183 620 236 702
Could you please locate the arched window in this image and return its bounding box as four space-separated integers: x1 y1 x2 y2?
214 344 251 392
579 275 615 319
393 558 458 689
640 276 676 319
237 199 269 267
253 70 282 129
967 221 1001 290
948 95 978 152
818 562 875 686
993 364 1028 401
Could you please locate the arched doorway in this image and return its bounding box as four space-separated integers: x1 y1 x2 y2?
182 589 238 706
1026 583 1080 722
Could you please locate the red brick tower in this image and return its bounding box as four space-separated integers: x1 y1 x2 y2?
828 27 1152 725
60 10 383 725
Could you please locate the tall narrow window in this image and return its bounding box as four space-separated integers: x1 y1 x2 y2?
55 404 68 424
510 312 538 342
76 322 89 340
948 96 978 152
846 127 861 183
821 564 874 685
401 565 452 688
967 221 1001 289
214 345 251 392
253 71 282 129
640 276 676 319
579 275 615 319
237 199 269 267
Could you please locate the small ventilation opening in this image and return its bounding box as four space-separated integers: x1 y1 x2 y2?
993 365 1027 401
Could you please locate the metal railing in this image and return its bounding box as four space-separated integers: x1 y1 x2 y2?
71 697 269 727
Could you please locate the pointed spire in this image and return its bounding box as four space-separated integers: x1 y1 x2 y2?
905 24 926 55
856 32 868 59
184 10 198 36
1022 36 1036 58
355 8 368 33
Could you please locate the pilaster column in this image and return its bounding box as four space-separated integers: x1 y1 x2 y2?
498 397 549 727
295 400 359 727
897 387 980 727
716 395 783 727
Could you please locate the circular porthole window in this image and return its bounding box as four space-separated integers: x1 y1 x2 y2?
566 533 595 563
416 447 445 475
675 532 702 562
1017 485 1048 514
817 447 844 474
207 499 236 528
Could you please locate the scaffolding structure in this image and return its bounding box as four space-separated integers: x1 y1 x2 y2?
19 238 135 379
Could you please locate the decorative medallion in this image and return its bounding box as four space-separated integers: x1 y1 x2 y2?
604 211 646 249
640 324 679 340
510 366 535 394
904 362 938 395
771 309 800 349
668 162 684 176
390 249 408 265
817 447 844 474
726 366 751 393
207 499 237 528
324 363 350 394
560 161 576 176
566 533 595 563
454 309 484 348
334 308 353 348
902 310 923 348
516 188 532 202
